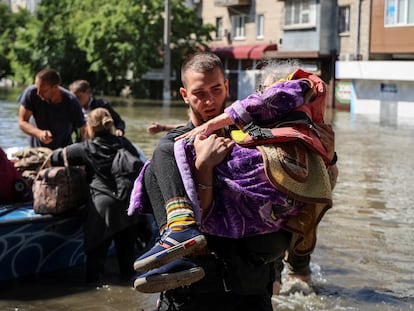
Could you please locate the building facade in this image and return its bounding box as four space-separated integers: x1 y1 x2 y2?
200 0 283 100
6 0 414 125
197 0 338 108
199 0 414 125
336 0 414 126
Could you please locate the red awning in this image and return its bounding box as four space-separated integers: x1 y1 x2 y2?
210 44 277 60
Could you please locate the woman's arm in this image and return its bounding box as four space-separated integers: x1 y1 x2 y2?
177 80 311 141
50 142 86 167
176 113 233 141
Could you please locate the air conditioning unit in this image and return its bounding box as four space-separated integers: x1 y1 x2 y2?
341 53 363 61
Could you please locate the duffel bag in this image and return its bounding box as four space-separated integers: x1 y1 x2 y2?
32 148 88 214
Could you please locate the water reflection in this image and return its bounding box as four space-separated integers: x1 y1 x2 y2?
0 96 413 311
0 98 189 158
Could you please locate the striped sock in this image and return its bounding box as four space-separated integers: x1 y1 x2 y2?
166 197 196 231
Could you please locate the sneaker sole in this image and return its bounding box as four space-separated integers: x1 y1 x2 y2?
134 235 207 271
134 267 205 293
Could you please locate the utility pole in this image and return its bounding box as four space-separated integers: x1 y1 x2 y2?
163 0 171 104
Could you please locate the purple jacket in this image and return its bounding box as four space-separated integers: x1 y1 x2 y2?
174 139 305 238
225 79 311 129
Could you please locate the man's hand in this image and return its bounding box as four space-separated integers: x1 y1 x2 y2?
147 122 164 134
194 134 234 171
38 130 53 145
115 129 124 136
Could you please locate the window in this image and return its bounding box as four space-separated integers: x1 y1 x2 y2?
284 0 316 29
385 0 414 25
216 17 224 39
338 5 350 34
256 14 264 39
231 15 246 39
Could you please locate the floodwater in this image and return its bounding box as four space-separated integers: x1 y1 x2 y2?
0 94 413 311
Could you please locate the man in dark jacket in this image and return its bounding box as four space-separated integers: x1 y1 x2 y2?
69 80 126 137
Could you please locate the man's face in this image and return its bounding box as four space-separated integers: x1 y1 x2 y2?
72 90 90 108
35 78 58 102
180 67 228 126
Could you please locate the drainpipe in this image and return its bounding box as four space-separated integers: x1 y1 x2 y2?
163 0 171 104
354 0 361 59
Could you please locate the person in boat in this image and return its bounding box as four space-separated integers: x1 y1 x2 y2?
18 68 86 150
0 147 27 203
128 52 337 310
50 107 142 283
69 79 126 139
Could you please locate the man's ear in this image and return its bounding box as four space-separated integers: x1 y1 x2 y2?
224 79 229 97
179 87 189 103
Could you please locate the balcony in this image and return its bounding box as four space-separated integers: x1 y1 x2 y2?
214 0 251 7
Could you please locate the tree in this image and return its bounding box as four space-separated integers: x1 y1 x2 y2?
8 0 215 96
69 0 214 96
0 4 32 81
9 0 93 86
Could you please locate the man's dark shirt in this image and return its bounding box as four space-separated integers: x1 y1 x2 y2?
19 85 85 150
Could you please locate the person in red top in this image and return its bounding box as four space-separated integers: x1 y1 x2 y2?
0 147 23 203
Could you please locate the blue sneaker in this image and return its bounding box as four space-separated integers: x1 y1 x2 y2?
133 227 206 271
133 258 205 293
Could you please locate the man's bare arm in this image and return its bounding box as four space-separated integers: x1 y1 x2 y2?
18 105 53 145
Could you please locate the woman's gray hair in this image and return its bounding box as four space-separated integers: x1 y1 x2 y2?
258 59 302 90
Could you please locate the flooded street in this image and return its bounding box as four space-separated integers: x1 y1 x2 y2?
1 96 413 310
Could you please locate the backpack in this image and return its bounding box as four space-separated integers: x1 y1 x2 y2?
110 147 144 202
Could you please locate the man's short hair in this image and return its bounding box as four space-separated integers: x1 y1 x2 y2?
36 68 61 86
69 80 91 93
181 52 224 87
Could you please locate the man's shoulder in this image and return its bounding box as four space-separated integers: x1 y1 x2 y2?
18 85 37 104
61 88 81 105
154 123 192 150
23 85 37 94
90 97 109 108
166 123 193 139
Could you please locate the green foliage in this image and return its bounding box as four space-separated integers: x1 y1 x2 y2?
1 0 215 97
0 4 32 80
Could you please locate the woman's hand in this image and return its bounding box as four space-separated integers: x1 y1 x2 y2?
176 123 213 141
176 113 234 141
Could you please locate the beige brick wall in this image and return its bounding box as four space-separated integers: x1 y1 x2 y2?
338 0 370 60
202 0 284 47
